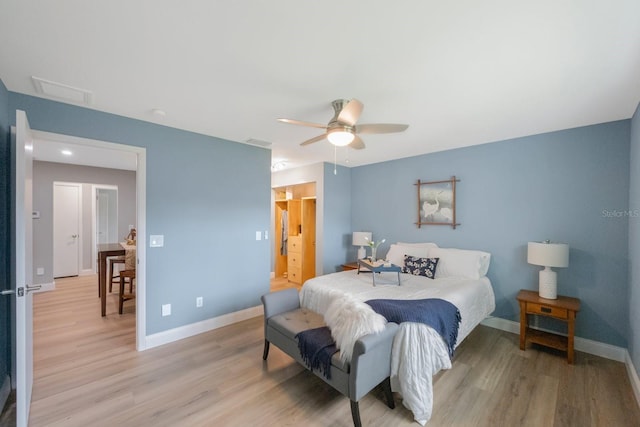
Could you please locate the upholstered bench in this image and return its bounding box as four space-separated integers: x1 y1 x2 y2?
261 288 398 427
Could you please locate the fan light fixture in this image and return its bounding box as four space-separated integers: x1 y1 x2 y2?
327 127 354 146
277 98 409 150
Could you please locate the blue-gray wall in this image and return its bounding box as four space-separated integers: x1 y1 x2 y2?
322 163 352 273
630 102 640 376
9 93 271 335
0 79 10 391
351 121 631 347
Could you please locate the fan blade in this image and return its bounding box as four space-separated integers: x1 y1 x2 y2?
300 134 327 146
350 135 365 150
337 99 364 126
277 118 326 129
356 123 409 134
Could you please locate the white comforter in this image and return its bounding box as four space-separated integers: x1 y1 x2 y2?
300 270 495 425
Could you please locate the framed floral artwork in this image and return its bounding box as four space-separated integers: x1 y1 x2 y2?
415 176 460 229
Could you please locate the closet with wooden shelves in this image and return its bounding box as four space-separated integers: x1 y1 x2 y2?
274 183 316 285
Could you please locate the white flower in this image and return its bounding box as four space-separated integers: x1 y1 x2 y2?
364 236 386 249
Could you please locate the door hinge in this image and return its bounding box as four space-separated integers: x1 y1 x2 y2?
17 287 24 297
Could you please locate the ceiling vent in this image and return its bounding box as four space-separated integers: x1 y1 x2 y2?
31 76 93 105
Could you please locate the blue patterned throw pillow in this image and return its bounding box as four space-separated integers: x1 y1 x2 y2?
402 255 439 279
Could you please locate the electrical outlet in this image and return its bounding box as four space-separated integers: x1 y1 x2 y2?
162 304 171 316
196 297 203 308
255 231 262 241
36 267 44 276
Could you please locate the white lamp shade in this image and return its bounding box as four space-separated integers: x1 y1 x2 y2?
528 242 569 267
352 232 372 247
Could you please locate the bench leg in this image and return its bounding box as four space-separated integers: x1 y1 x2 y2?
350 400 362 427
383 377 395 409
262 340 270 360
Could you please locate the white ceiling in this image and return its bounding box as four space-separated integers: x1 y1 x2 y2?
2 1 639 171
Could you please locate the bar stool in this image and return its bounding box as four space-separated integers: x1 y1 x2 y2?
119 269 136 314
108 256 126 293
118 248 136 314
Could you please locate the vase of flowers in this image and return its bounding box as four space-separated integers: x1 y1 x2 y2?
365 236 385 262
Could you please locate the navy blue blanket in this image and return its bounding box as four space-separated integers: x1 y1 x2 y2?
366 298 461 358
295 327 337 379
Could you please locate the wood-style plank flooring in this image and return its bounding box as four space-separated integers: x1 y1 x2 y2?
28 275 640 426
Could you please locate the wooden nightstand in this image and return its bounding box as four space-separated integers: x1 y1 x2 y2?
516 289 581 364
341 262 360 271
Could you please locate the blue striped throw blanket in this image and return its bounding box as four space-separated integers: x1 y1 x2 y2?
365 298 461 358
295 327 337 379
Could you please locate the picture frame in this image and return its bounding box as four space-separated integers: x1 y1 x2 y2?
415 176 460 229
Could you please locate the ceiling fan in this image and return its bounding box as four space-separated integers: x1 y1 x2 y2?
277 99 409 150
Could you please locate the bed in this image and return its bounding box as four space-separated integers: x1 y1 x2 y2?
299 244 495 425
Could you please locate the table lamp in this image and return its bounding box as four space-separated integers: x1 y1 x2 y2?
527 240 569 299
352 232 372 260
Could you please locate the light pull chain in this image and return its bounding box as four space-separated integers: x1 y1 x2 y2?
334 145 337 175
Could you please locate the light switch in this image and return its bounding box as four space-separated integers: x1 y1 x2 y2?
256 231 262 241
264 230 269 240
150 235 164 247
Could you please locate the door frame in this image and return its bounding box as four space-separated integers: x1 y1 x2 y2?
91 184 119 273
32 130 147 350
52 182 82 278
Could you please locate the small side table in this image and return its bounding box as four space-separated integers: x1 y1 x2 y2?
517 289 581 364
341 262 360 271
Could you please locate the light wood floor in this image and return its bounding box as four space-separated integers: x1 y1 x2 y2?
28 275 640 426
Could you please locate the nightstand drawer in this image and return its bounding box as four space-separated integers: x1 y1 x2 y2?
526 303 568 319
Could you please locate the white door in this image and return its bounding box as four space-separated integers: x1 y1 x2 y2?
96 187 118 244
15 110 35 427
53 183 80 277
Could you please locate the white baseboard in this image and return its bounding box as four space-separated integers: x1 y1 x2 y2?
79 269 95 276
143 305 264 350
32 282 55 293
481 316 520 335
625 351 640 408
0 375 10 413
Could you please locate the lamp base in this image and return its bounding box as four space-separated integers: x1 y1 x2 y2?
357 246 366 260
538 267 557 299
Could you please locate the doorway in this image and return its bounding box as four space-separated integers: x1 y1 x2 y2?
272 182 316 291
31 129 147 350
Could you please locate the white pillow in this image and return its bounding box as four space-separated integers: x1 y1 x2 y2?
324 294 387 363
385 243 432 267
428 247 491 279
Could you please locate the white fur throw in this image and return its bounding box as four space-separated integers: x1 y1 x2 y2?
324 294 387 363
